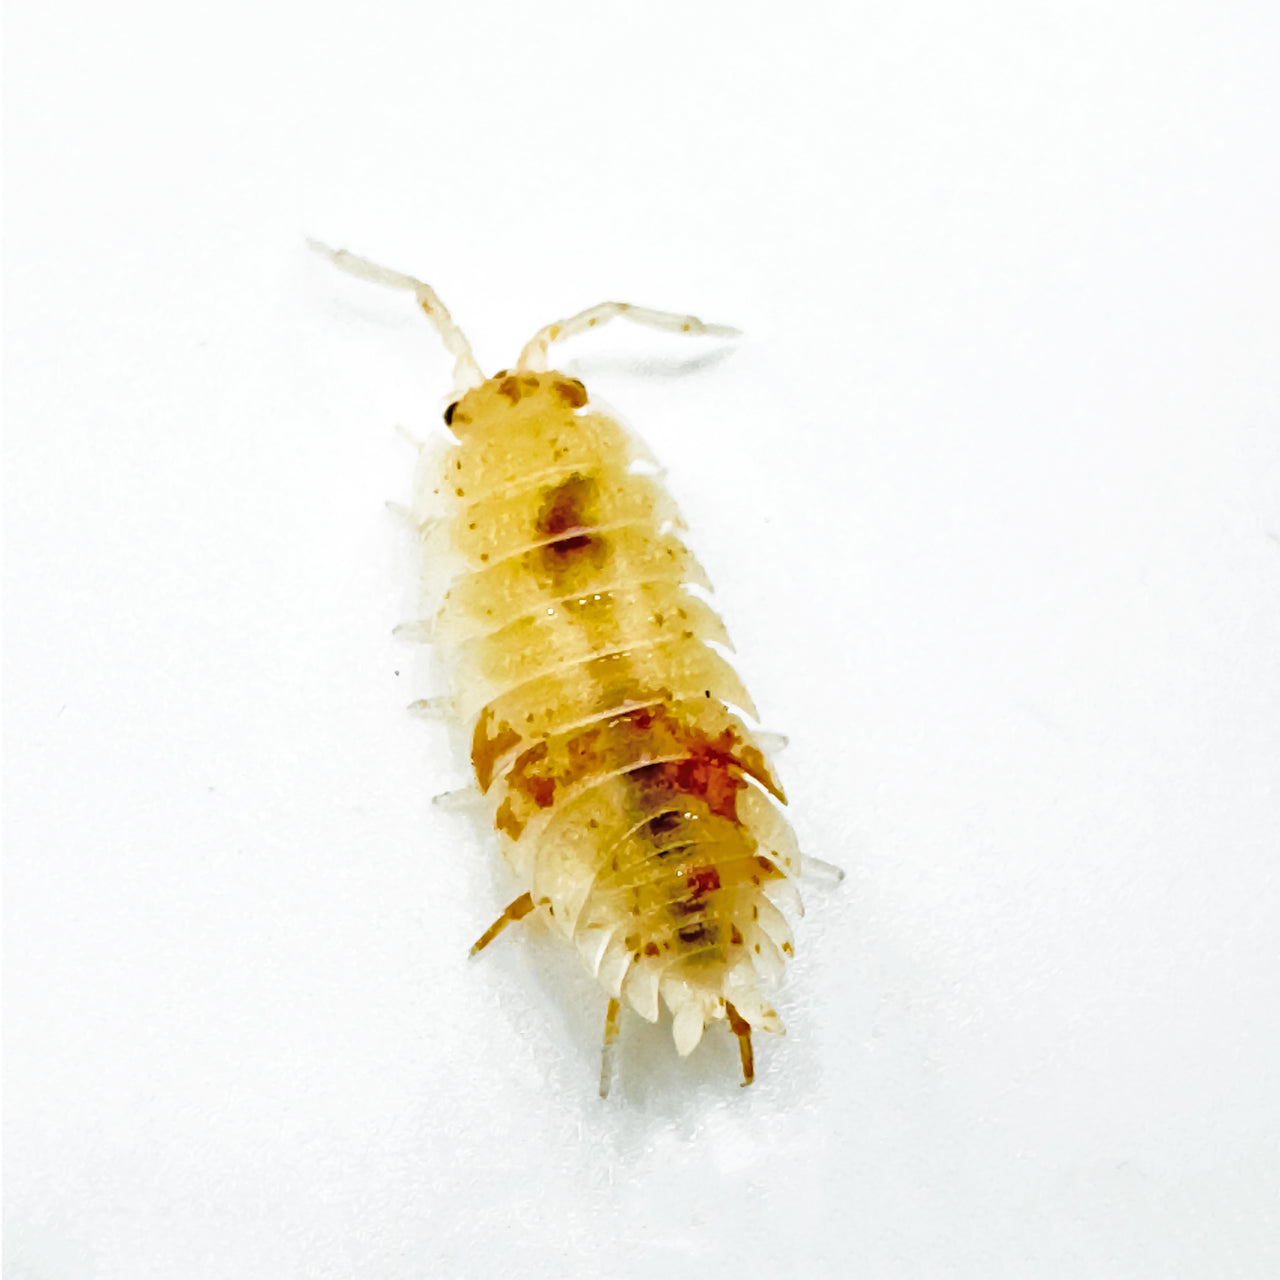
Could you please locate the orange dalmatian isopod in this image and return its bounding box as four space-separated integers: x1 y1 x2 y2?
313 241 833 1095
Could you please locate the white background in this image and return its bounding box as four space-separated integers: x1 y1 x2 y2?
6 2 1279 1276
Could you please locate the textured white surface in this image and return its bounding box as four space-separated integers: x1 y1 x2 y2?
6 2 1279 1276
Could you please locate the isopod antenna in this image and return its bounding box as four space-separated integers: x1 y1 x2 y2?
308 239 487 394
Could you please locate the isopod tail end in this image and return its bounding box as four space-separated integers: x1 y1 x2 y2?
724 1000 755 1087
469 891 535 957
599 997 622 1099
672 1001 707 1057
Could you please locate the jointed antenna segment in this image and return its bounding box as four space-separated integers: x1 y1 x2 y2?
518 301 740 372
308 239 486 392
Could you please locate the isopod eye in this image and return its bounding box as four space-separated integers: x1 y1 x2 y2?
443 401 459 425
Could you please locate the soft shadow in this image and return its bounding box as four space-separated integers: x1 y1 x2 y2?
567 345 741 381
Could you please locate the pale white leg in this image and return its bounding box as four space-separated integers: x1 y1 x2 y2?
518 301 740 372
308 239 486 392
385 499 416 528
407 695 451 718
394 424 424 451
599 997 622 1099
802 855 847 886
431 785 485 813
394 620 438 644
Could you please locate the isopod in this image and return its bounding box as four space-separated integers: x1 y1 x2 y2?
314 241 821 1095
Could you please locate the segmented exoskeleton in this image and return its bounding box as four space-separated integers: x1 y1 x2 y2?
314 242 809 1094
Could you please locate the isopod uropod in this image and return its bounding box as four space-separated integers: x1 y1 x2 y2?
314 241 822 1095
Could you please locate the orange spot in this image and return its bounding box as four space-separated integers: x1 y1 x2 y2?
552 377 588 408
544 533 598 558
535 474 597 538
648 811 682 836
471 708 522 793
635 739 747 823
496 374 527 403
685 865 721 898
670 896 706 918
737 743 786 803
561 726 607 784
494 799 523 840
507 741 556 809
533 474 606 580
677 922 718 948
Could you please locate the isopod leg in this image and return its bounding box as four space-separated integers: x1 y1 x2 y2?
432 786 485 814
724 1001 755 1087
407 695 451 718
517 302 740 372
802 854 848 887
599 997 622 1099
469 892 536 957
